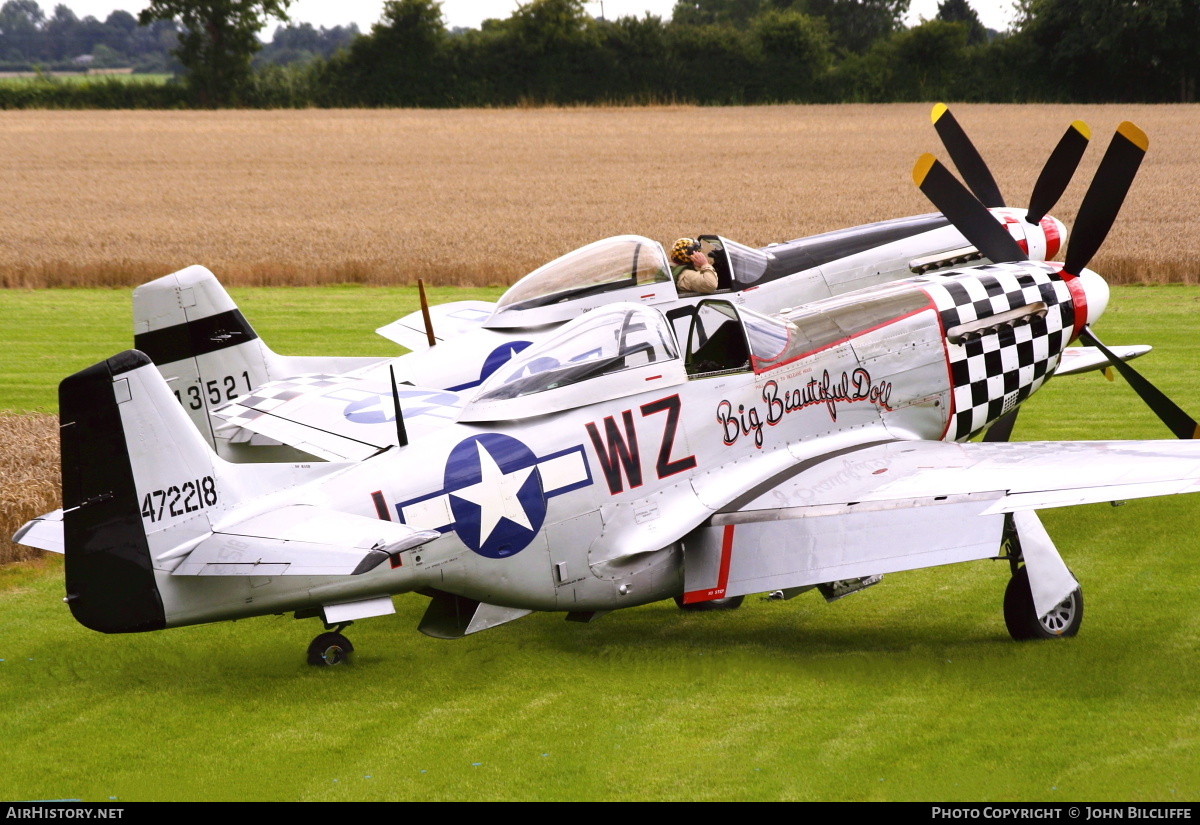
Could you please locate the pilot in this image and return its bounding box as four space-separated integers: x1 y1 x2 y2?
670 238 718 294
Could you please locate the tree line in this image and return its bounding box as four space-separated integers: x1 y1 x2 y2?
1 0 1196 107
0 0 355 73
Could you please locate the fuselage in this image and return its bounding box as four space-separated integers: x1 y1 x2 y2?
364 211 1067 395
153 258 1096 629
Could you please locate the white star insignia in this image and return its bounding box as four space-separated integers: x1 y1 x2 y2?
452 441 535 544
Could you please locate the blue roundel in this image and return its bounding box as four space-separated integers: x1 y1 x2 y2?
344 388 460 424
444 433 546 559
343 394 394 425
480 341 533 381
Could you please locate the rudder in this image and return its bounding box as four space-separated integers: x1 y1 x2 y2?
61 351 169 633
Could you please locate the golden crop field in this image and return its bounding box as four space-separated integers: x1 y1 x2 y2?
0 413 58 563
2 104 1198 289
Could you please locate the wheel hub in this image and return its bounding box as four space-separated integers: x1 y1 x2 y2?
1039 593 1078 635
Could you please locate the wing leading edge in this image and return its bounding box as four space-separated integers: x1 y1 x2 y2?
713 439 1200 524
682 438 1200 610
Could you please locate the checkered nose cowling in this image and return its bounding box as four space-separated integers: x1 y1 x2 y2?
923 262 1078 442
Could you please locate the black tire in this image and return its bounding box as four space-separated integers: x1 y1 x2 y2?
674 595 745 612
307 632 354 666
1003 566 1083 641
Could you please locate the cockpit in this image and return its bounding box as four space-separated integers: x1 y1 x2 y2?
484 236 679 330
694 235 772 291
671 300 802 378
460 303 687 421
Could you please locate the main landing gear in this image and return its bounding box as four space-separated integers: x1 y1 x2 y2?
999 517 1083 641
307 622 354 666
1003 566 1084 640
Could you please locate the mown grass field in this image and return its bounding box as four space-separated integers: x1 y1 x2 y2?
2 105 1199 289
1 284 1199 801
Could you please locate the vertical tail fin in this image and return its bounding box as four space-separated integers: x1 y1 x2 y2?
132 266 389 457
60 351 181 632
60 350 372 633
133 266 271 449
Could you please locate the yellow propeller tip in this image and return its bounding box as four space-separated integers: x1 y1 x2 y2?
931 103 948 124
1071 120 1091 141
913 153 937 186
1102 367 1115 382
1117 121 1149 152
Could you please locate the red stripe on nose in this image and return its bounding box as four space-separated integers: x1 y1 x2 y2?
1060 271 1088 341
1041 216 1061 259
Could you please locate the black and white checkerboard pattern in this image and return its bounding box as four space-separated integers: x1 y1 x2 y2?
922 263 1076 442
212 374 342 429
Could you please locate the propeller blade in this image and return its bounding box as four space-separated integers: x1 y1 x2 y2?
913 154 1028 264
1026 120 1091 225
931 103 1005 208
1063 122 1148 276
983 407 1020 443
1078 326 1199 439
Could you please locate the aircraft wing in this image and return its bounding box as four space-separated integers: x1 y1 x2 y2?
683 439 1200 604
212 374 465 461
375 301 497 351
1056 344 1151 376
167 505 440 576
714 439 1200 523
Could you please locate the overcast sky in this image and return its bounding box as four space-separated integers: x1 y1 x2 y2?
60 0 1024 38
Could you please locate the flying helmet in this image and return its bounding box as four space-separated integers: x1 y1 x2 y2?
671 237 701 265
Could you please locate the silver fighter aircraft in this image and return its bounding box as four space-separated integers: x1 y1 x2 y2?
17 120 1200 666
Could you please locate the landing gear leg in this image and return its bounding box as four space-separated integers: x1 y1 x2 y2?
307 622 354 666
999 516 1083 640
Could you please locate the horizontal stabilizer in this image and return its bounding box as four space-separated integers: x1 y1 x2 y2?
169 505 439 576
12 509 64 554
376 301 497 350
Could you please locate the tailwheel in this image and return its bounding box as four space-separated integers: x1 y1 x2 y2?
674 595 744 612
307 631 354 666
1003 565 1084 641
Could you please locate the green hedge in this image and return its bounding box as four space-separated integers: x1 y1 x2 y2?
0 76 189 109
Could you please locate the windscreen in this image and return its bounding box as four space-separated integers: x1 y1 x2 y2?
496 236 672 314
475 304 679 401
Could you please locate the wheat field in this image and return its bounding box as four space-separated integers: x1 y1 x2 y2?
0 413 59 563
2 104 1198 288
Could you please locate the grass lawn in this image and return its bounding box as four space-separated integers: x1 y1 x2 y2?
0 284 1198 801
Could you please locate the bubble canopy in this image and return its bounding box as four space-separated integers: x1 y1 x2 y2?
461 303 686 421
484 236 678 330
